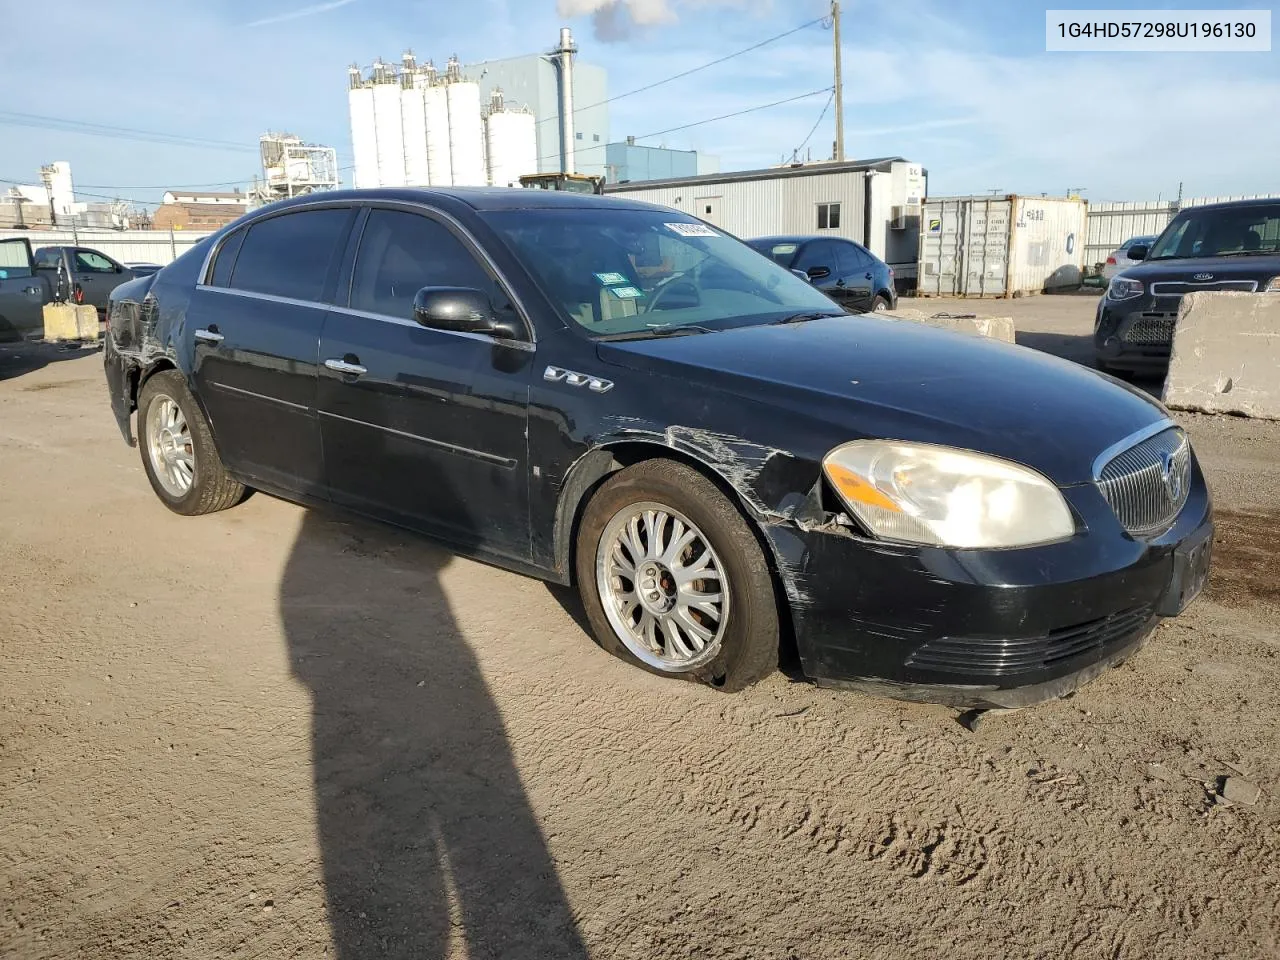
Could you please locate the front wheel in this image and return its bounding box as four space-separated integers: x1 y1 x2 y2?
575 460 780 692
137 370 244 516
870 295 890 312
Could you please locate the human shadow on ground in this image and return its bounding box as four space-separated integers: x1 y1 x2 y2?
0 340 97 382
281 500 589 959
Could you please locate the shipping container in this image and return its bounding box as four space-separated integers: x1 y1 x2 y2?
917 195 1088 297
604 158 927 281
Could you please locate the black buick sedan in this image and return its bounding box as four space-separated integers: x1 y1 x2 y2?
104 189 1213 708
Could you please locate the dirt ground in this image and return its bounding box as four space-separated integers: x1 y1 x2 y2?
2 299 1278 960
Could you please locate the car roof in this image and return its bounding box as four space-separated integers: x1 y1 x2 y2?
749 235 859 247
1177 197 1280 213
253 187 667 215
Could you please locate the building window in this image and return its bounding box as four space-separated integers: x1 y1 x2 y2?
576 132 583 140
593 134 600 142
817 202 841 230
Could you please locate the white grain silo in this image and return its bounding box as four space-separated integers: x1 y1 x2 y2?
371 59 406 188
423 77 452 186
347 65 378 189
400 52 430 186
444 56 485 187
485 91 537 188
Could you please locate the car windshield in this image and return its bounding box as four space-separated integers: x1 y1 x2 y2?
1148 204 1280 259
482 209 841 337
747 240 800 267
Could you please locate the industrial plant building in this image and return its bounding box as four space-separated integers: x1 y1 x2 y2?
348 28 599 189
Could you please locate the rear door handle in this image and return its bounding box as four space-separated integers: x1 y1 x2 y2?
325 358 367 376
194 328 224 344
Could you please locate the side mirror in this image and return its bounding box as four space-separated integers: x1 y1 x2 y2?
807 265 831 280
412 286 517 339
1127 244 1149 262
115 265 123 273
790 268 811 283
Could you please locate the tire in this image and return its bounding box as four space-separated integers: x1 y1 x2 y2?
575 459 780 692
870 295 890 313
137 370 244 516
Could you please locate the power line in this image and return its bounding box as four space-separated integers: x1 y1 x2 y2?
78 178 253 190
0 111 260 154
790 89 835 162
535 15 827 127
534 87 834 166
0 176 162 207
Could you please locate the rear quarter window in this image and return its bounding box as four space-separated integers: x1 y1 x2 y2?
228 208 351 302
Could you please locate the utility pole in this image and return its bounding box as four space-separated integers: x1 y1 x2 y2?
832 0 844 162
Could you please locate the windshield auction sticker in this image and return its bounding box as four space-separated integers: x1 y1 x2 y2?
665 222 718 237
1046 9 1271 50
594 272 629 285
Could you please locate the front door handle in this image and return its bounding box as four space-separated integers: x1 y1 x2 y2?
194 328 224 344
325 358 367 376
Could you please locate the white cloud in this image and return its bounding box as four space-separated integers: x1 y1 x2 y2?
558 0 762 41
246 0 357 28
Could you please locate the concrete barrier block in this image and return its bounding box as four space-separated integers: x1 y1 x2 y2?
42 303 99 342
880 308 1016 343
1163 292 1280 421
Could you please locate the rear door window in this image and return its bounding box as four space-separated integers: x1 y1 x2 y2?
229 208 351 302
835 242 868 277
349 208 498 319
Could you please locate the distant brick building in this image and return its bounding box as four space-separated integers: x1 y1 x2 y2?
151 189 246 231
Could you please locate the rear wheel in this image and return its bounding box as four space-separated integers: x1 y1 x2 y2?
137 370 243 516
575 460 779 692
870 295 890 313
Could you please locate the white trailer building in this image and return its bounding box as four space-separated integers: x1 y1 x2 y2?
603 158 927 284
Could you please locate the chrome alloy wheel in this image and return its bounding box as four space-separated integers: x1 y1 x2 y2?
595 502 729 672
146 395 195 497
872 299 889 312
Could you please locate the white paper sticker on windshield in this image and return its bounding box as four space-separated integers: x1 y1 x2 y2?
665 222 717 237
610 285 644 299
594 272 629 285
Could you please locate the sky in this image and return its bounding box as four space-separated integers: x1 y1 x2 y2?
1 0 1277 207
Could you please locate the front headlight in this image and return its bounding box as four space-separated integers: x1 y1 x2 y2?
822 441 1075 548
1264 276 1280 292
1107 277 1144 301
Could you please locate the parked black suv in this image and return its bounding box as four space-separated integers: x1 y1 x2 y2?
1095 198 1280 375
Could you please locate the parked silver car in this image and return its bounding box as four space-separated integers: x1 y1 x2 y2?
1101 235 1158 281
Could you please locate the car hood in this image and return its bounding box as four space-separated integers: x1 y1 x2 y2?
1120 253 1280 283
595 315 1168 486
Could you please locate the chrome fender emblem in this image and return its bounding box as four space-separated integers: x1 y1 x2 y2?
543 365 614 393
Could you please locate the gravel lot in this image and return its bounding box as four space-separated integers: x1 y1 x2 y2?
2 296 1278 959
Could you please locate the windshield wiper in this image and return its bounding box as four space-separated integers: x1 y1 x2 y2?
1212 249 1280 258
771 311 843 325
596 324 718 341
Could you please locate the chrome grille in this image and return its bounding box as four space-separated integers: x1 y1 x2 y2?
1096 427 1191 537
1150 279 1257 295
1121 315 1175 344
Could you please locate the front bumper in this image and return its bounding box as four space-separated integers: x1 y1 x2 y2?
767 460 1213 709
1094 298 1177 371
